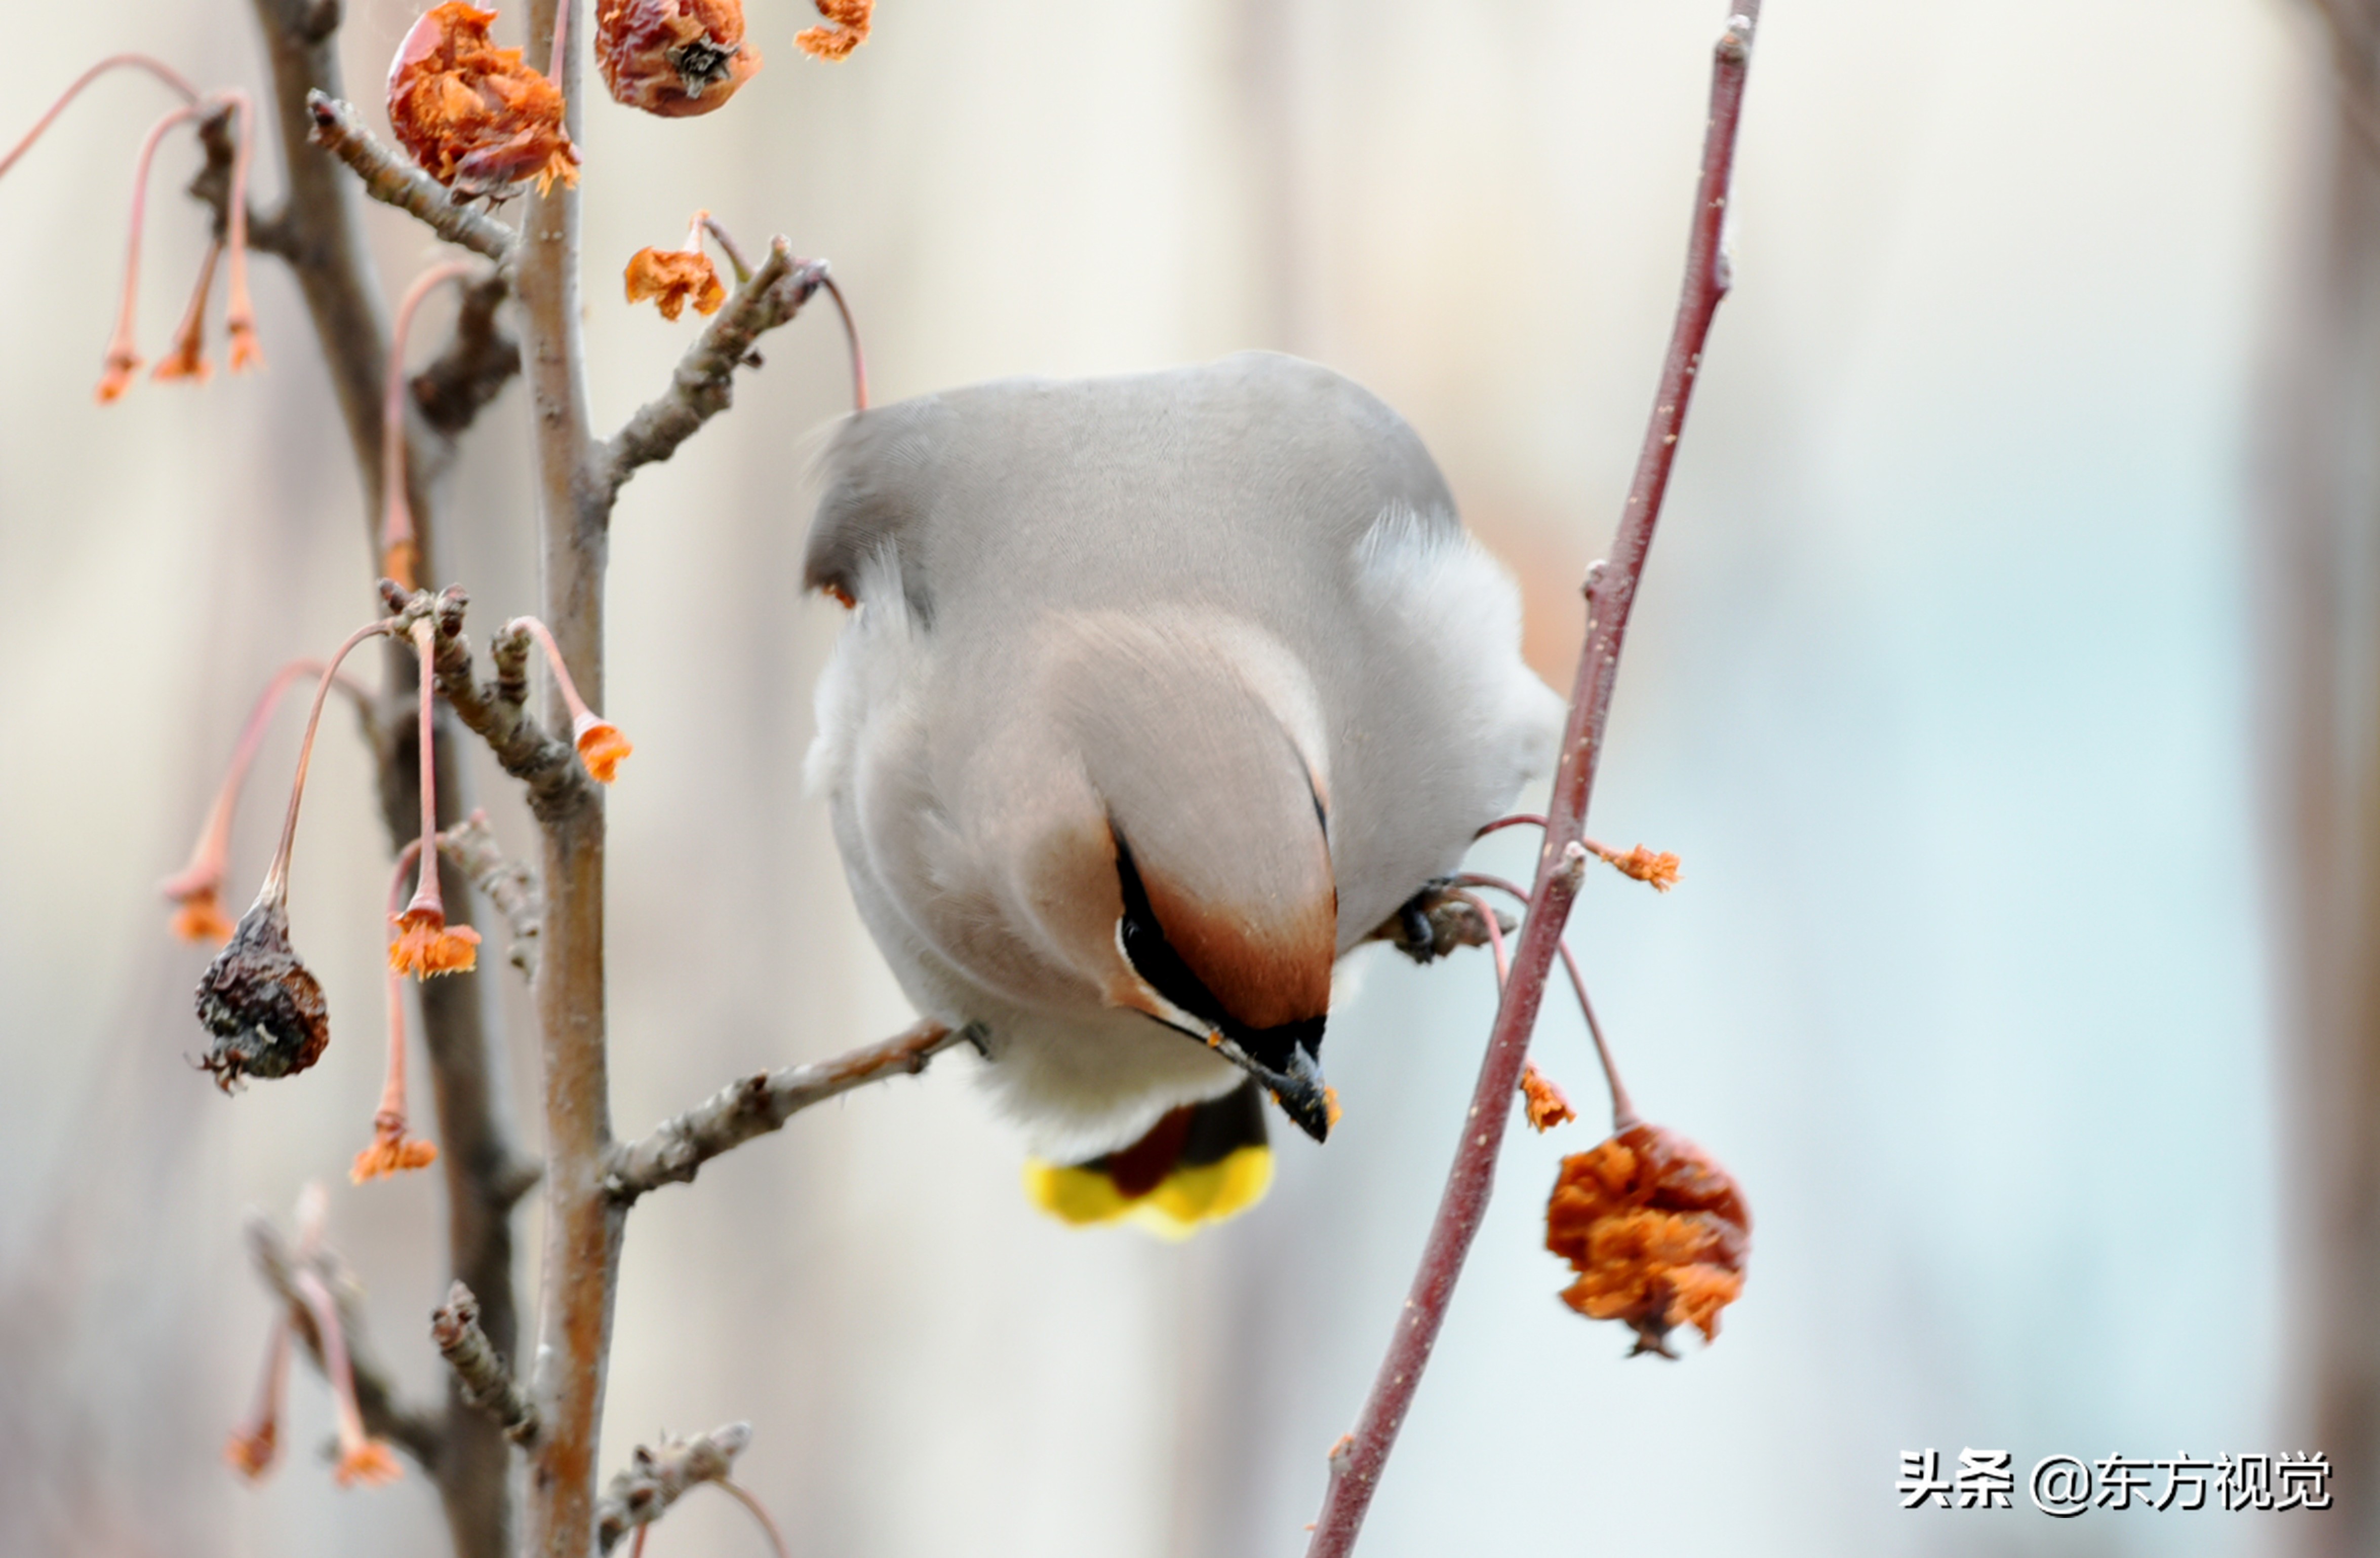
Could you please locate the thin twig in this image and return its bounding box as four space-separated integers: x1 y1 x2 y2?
1304 8 1760 1552
603 239 829 489
423 587 601 824
410 271 520 436
304 92 515 261
432 1281 541 1444
189 102 294 260
608 1020 968 1200
440 810 543 979
594 1424 752 1553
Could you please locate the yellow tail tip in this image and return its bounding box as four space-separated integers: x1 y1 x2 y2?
1022 1145 1274 1240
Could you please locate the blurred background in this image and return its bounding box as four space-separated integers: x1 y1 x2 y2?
0 0 2351 1552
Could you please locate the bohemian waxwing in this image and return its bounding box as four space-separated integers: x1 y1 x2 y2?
803 351 1564 1234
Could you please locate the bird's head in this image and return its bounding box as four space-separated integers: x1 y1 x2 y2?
1016 611 1340 1141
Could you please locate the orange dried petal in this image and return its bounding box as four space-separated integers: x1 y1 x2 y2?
796 0 871 58
224 1420 278 1481
334 1439 402 1488
351 1126 440 1183
623 247 726 321
170 885 238 945
96 346 141 404
1518 1062 1574 1132
227 318 264 373
388 908 482 977
575 719 633 782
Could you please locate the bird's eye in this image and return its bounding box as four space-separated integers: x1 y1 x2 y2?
1111 830 1231 1034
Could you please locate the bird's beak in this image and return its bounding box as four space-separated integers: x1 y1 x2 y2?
1212 1032 1332 1143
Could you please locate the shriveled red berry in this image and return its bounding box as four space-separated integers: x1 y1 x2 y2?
595 0 762 117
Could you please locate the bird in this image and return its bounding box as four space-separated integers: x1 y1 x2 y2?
802 350 1565 1236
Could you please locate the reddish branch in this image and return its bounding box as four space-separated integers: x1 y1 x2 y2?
1303 8 1761 1552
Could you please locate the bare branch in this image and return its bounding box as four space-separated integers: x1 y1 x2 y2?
595 1423 753 1553
431 1282 540 1445
304 91 515 261
603 239 828 490
607 1020 968 1201
188 101 294 259
411 271 521 437
440 809 542 979
1304 7 1762 1553
423 587 600 824
245 1211 444 1468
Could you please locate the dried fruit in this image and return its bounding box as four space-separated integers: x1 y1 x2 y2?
596 0 761 117
1544 1121 1748 1356
195 901 330 1088
387 2 579 196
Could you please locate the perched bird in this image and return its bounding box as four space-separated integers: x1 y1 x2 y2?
804 352 1564 1235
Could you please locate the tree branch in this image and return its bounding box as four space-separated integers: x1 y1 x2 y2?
607 1020 968 1201
424 588 601 825
188 101 294 259
440 809 543 980
412 271 521 438
304 91 516 262
243 5 530 1553
432 1281 541 1445
246 1211 445 1468
1303 8 1761 1554
602 240 827 490
511 4 623 1552
594 1424 752 1553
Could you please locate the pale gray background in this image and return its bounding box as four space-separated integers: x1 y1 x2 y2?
0 1 2303 1553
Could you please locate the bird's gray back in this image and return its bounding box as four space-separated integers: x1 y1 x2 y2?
804 351 1458 635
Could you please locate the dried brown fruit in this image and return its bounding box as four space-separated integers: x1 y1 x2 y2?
595 0 762 117
194 901 330 1088
1544 1121 1748 1356
386 2 579 196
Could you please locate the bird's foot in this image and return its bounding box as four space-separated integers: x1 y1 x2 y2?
1367 879 1514 965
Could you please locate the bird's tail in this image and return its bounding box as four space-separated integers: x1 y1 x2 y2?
1023 1081 1272 1239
